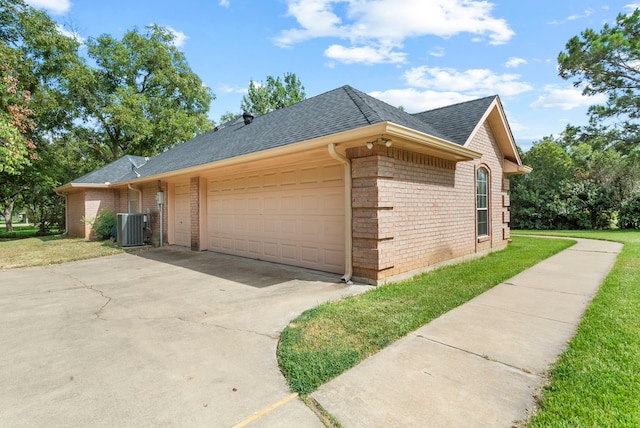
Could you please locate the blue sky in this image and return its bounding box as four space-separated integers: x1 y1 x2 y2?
25 0 639 151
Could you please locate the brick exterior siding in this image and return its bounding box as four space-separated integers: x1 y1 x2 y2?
66 192 87 237
348 122 510 284
190 177 200 251
65 189 119 238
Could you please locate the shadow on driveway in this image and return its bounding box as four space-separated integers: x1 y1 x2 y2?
131 245 342 289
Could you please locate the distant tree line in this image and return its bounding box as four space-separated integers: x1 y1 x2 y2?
511 10 640 230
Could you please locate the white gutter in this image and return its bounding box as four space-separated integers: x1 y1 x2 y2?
127 184 142 212
328 143 353 284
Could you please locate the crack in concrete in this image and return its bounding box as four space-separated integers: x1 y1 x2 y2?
469 301 575 326
114 316 278 339
416 334 539 377
44 267 112 319
206 322 279 340
90 287 112 319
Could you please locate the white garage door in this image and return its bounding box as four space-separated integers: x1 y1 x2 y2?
173 182 191 247
207 161 345 274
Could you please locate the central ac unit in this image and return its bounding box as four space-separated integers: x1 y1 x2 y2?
117 213 145 247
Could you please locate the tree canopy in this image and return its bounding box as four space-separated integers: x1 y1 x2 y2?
558 9 640 151
1 2 216 233
510 9 640 231
240 72 305 116
1 0 81 174
72 25 214 162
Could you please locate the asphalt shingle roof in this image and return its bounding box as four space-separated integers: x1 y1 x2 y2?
71 155 148 185
412 95 496 146
67 85 496 186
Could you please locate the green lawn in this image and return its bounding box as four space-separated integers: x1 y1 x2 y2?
0 235 123 269
515 230 640 428
277 236 574 395
0 223 41 239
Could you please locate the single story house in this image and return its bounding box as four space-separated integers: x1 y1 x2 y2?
56 85 530 285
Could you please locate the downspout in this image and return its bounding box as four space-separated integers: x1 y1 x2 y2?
328 143 353 284
127 184 142 212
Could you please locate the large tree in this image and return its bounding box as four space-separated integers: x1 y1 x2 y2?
558 9 640 151
1 0 82 231
73 25 214 161
1 0 81 174
240 72 305 116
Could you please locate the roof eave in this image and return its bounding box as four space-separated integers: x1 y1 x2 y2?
465 97 524 166
54 182 114 193
504 159 533 175
383 122 482 162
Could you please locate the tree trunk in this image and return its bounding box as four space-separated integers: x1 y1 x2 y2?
4 201 14 232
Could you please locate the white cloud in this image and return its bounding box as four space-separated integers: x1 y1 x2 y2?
56 24 84 43
428 46 446 57
324 43 406 64
219 0 230 6
166 26 189 47
368 88 474 112
25 0 71 15
218 84 247 94
549 8 595 24
404 66 533 96
505 57 527 68
276 0 514 64
530 85 607 110
507 118 528 133
567 8 594 21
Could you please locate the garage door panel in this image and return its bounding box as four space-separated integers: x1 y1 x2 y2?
323 164 343 181
301 247 319 264
234 239 246 252
324 249 344 269
324 219 344 240
222 237 233 250
281 219 300 238
264 242 278 258
207 161 345 274
281 169 297 185
300 167 319 184
282 244 298 261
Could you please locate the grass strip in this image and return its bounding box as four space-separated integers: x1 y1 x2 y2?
0 235 123 269
277 236 574 395
517 230 640 427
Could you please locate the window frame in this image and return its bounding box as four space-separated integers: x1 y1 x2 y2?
476 166 490 239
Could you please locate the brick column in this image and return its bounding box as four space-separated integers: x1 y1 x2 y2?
348 146 396 283
190 177 200 251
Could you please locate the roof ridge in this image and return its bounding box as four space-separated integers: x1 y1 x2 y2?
416 94 497 115
342 85 381 125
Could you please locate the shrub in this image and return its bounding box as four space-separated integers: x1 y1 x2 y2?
619 196 640 229
83 208 117 240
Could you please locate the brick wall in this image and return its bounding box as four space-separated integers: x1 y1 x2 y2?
66 189 117 238
190 177 200 250
348 146 476 282
348 125 509 284
66 191 86 237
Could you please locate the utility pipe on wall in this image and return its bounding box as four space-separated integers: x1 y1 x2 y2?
328 143 353 284
127 184 142 213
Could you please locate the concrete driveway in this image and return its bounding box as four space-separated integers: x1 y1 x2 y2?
0 247 371 427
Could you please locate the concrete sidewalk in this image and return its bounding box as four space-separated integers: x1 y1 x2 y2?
311 238 622 427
